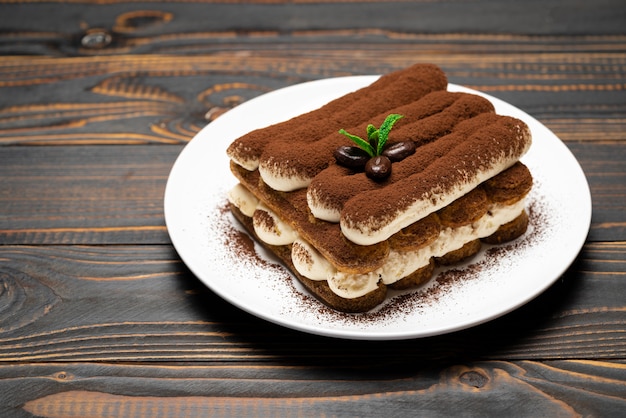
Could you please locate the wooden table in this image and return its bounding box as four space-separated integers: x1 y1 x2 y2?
1 1 625 416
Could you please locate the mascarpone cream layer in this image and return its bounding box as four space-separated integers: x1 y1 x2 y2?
231 154 259 172
258 161 311 192
229 183 526 299
295 198 526 299
253 204 299 246
228 184 259 217
339 159 513 246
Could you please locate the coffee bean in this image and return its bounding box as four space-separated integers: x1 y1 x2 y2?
333 145 370 169
382 141 416 162
365 155 392 180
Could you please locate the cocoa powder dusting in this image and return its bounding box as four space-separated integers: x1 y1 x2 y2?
218 62 540 327
218 203 291 279
292 242 313 268
253 209 276 233
306 91 494 214
227 64 447 164
339 113 532 232
217 195 550 326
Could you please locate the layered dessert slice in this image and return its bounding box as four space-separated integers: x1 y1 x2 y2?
226 64 533 312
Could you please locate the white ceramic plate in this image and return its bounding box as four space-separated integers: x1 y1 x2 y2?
164 76 592 340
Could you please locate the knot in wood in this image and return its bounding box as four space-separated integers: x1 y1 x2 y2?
81 30 112 49
459 370 489 388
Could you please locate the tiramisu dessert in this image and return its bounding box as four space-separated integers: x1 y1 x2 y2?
226 63 533 312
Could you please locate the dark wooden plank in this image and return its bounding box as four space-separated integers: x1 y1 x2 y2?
0 360 625 417
567 142 626 242
0 244 624 363
1 143 623 245
0 1 623 416
1 47 624 146
2 0 625 45
0 145 181 245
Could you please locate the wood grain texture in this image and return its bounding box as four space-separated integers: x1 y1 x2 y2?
1 2 625 147
0 145 180 244
1 142 624 245
0 244 624 363
0 360 624 417
1 1 625 416
0 242 625 415
1 49 624 146
2 0 625 38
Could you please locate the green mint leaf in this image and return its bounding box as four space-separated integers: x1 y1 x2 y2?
366 124 378 141
338 129 375 157
368 128 379 152
376 114 404 155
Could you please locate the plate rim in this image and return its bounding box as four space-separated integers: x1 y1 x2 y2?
164 76 592 340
